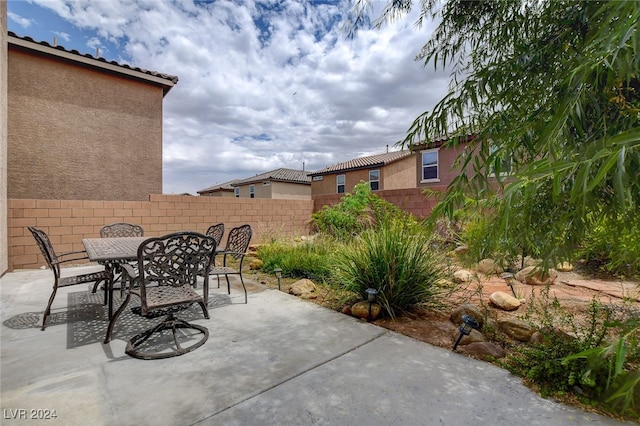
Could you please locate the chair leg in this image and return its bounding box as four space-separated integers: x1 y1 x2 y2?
104 291 131 344
198 301 210 319
239 274 247 304
41 286 58 331
225 274 231 295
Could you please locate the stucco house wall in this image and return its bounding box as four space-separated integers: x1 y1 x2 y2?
382 155 417 190
7 33 175 201
1 3 8 275
271 181 311 200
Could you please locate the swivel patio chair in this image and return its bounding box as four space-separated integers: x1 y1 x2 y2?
104 231 217 360
207 224 252 304
28 226 112 331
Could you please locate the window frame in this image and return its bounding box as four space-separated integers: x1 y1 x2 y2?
234 187 239 198
336 174 345 194
421 148 440 183
369 169 380 191
249 185 255 198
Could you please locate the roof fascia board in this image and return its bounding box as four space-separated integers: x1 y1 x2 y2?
9 36 175 93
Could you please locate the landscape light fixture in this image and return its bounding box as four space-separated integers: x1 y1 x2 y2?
365 288 379 322
274 268 282 291
501 272 517 298
453 314 479 351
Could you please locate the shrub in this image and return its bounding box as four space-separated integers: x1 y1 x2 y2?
332 219 450 319
311 181 409 240
256 238 335 281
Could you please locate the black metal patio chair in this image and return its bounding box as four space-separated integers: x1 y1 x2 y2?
206 224 252 304
104 231 217 360
28 226 112 331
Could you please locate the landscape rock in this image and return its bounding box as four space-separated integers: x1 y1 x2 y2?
477 258 504 275
452 269 475 283
516 266 558 285
556 261 574 272
351 301 382 320
489 291 521 311
530 327 577 345
453 245 469 255
459 342 506 360
451 328 486 345
498 318 536 342
249 258 263 270
288 279 318 299
449 304 484 329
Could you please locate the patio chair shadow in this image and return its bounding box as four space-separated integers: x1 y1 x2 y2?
3 290 232 349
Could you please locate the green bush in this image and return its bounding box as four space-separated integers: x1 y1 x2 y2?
579 213 640 279
311 181 408 240
332 219 450 319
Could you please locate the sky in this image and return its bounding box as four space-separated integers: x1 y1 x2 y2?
7 0 449 195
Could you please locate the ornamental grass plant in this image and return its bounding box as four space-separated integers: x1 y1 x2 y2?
332 219 451 320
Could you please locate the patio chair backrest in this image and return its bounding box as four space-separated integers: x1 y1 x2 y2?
205 223 225 247
224 225 252 261
28 226 60 276
136 232 217 315
100 222 144 238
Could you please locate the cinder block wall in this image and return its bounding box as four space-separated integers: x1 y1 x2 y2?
313 187 444 219
8 194 314 271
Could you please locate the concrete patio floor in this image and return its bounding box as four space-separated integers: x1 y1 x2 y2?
0 266 630 425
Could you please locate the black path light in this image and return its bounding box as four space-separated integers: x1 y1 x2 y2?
501 272 517 298
365 288 379 322
453 314 480 351
274 268 282 291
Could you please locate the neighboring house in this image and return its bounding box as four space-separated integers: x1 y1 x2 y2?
309 142 471 197
7 32 178 201
231 168 311 200
197 179 239 197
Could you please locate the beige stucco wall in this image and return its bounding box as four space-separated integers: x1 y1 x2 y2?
7 45 164 201
382 156 416 190
271 181 310 200
1 1 8 275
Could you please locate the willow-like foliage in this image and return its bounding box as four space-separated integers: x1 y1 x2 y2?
346 0 640 264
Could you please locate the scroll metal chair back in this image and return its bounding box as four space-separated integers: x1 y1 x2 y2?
208 224 252 304
100 222 144 238
205 223 225 248
104 231 217 359
99 222 144 290
28 226 111 330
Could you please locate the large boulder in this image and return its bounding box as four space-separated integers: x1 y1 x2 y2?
453 269 475 283
489 291 521 311
516 266 558 285
449 304 485 329
288 279 318 299
351 301 382 320
477 258 504 275
459 342 506 360
498 318 536 342
451 328 486 345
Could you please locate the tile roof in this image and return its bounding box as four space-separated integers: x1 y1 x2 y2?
8 31 178 95
197 179 239 194
309 150 413 176
233 168 311 186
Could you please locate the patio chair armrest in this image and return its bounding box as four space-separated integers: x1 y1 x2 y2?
55 251 90 265
120 263 139 280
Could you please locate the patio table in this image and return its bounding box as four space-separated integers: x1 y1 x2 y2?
82 237 148 320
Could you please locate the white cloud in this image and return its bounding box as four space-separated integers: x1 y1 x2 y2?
52 30 70 42
29 0 447 194
8 12 33 28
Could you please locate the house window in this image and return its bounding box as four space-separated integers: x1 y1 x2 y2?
263 181 270 186
337 174 345 194
369 170 380 191
421 149 439 182
234 188 239 198
249 185 255 198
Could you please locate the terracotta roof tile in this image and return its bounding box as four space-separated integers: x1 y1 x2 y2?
309 150 412 176
197 179 239 194
233 168 311 186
